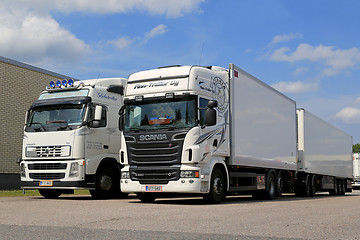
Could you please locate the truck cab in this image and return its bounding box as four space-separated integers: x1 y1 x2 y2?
20 78 127 199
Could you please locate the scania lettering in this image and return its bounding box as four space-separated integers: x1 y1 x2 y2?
119 64 353 203
19 78 127 199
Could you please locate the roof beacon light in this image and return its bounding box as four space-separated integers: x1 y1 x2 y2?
62 79 67 87
49 81 55 88
68 79 74 87
56 80 61 88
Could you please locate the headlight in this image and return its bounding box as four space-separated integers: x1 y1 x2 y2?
69 162 79 177
25 147 37 157
180 170 199 178
20 163 25 177
121 171 130 179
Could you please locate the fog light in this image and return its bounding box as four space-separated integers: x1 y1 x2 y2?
121 171 130 179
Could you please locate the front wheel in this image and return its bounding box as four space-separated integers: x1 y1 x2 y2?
90 165 119 199
137 193 157 203
203 168 226 204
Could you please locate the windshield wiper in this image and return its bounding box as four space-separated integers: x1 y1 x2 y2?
126 127 147 132
29 122 47 131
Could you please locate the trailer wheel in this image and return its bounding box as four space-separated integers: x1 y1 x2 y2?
203 168 225 204
330 178 339 196
304 174 312 197
276 171 286 197
38 189 62 199
310 175 317 197
266 171 276 200
137 193 156 203
339 179 346 195
90 165 118 199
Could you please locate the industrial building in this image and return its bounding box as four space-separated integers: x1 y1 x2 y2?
0 56 71 189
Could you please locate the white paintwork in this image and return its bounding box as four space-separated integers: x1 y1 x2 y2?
21 78 126 188
297 109 353 178
228 64 297 170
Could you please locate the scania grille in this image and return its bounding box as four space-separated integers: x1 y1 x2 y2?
128 142 181 164
28 163 67 170
130 167 180 184
29 173 65 180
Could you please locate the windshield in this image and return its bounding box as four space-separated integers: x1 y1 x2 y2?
125 97 197 131
26 104 86 132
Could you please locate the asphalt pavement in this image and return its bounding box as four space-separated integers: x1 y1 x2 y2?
1 191 360 239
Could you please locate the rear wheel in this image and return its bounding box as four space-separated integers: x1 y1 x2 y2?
276 171 286 197
38 189 62 199
203 168 226 204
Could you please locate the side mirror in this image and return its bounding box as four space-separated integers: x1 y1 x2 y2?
205 108 217 126
205 100 217 127
207 100 218 109
118 105 126 131
93 105 102 128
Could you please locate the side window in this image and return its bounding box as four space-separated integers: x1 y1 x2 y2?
89 105 107 128
199 97 210 126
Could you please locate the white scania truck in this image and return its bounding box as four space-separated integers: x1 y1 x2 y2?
19 78 127 199
119 64 353 203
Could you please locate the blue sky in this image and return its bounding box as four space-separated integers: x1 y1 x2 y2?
1 0 360 143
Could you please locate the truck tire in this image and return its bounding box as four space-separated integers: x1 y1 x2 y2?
38 189 62 199
137 193 156 203
265 171 276 200
276 171 286 197
304 174 312 197
203 168 225 204
90 165 118 199
310 175 317 197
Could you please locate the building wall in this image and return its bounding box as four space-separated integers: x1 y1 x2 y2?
0 57 70 178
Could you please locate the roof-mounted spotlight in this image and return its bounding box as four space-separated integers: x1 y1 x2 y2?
49 81 55 89
68 79 74 87
56 80 61 88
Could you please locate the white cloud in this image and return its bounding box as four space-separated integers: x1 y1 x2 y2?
293 67 308 76
109 24 168 50
271 81 318 94
0 0 205 18
108 37 134 50
271 43 360 76
336 107 360 124
143 24 168 43
267 33 303 47
0 13 90 64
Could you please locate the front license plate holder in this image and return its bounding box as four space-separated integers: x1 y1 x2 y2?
145 185 162 192
39 180 53 187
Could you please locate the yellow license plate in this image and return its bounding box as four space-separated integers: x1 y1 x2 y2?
39 180 53 187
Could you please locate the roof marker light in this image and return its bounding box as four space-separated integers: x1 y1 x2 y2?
56 80 61 87
68 79 74 87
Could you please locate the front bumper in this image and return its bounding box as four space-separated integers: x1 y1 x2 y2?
21 180 95 190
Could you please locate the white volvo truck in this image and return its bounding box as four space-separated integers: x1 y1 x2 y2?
119 64 353 203
19 78 127 199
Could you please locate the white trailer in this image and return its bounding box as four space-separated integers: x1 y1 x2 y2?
119 64 353 203
19 78 127 199
353 153 360 190
296 109 353 196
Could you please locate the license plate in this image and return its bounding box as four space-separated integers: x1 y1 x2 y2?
39 180 53 187
145 185 162 192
